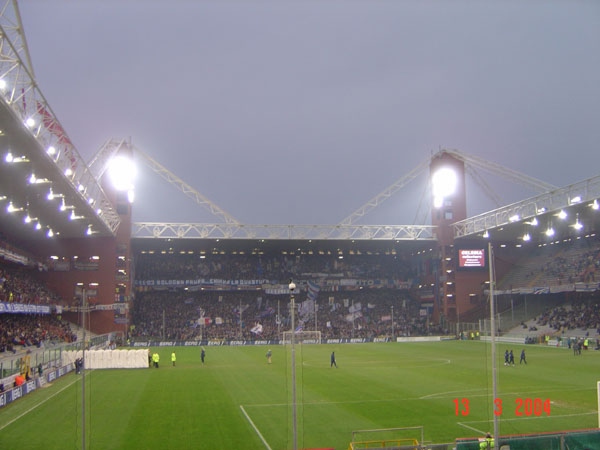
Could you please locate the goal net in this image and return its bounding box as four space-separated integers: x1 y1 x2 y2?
282 330 321 344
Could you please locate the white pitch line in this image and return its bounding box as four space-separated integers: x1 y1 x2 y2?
0 376 80 432
457 421 487 435
240 404 273 450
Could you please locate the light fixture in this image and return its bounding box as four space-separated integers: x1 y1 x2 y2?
70 210 84 220
6 201 20 213
522 233 531 242
47 228 54 238
431 167 457 209
573 213 583 231
557 210 567 220
590 200 599 210
47 188 64 201
108 155 137 191
482 230 490 238
509 214 520 222
545 226 555 237
527 217 539 226
86 225 93 236
570 196 582 204
25 117 36 128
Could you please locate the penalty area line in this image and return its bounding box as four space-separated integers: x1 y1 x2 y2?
240 404 273 450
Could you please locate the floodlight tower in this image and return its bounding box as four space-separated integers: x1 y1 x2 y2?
90 139 137 337
430 151 467 325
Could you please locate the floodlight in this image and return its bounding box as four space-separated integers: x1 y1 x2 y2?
557 210 567 220
431 167 457 208
108 155 136 191
522 233 531 241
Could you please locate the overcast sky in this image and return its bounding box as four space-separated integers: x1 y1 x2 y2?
18 0 600 226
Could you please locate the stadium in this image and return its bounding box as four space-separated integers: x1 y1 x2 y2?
1 2 600 449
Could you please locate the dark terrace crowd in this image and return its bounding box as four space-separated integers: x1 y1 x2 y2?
0 262 76 354
535 299 600 334
129 288 444 342
0 265 63 305
131 249 438 341
134 250 417 283
0 314 77 354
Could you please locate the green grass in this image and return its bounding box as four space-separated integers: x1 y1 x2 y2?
0 341 598 449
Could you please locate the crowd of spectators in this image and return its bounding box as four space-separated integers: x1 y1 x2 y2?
0 261 76 354
0 265 63 304
134 250 416 283
130 249 438 341
130 287 445 342
540 245 599 285
535 300 600 333
0 314 77 354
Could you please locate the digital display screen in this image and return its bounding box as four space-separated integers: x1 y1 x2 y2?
458 248 486 269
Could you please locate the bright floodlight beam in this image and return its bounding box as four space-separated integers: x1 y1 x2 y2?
431 167 457 208
108 155 137 193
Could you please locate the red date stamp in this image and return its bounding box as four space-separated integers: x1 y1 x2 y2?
453 398 551 417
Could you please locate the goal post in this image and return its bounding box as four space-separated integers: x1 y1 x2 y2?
349 426 423 450
282 330 322 344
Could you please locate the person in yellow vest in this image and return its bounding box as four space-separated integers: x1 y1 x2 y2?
152 352 160 368
583 338 589 350
479 432 494 449
171 351 176 367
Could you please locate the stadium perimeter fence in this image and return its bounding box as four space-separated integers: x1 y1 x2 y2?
0 332 116 381
346 428 600 450
455 428 600 450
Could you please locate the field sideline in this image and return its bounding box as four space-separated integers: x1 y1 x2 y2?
0 340 598 449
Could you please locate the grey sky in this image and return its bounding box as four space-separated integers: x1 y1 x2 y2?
18 0 600 226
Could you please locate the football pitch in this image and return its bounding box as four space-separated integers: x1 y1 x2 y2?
0 340 598 449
